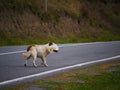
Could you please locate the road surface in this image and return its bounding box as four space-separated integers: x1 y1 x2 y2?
0 41 120 87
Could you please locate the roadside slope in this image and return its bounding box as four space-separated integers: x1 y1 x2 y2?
0 0 120 45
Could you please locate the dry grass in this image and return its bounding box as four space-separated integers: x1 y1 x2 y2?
0 0 120 46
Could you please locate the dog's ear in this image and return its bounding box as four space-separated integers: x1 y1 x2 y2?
27 46 32 51
49 42 53 46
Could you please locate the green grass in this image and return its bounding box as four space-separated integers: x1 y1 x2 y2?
39 71 120 90
0 26 120 46
3 60 120 90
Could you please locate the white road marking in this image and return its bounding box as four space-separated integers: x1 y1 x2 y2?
0 42 105 56
0 55 120 86
0 41 120 86
0 50 26 56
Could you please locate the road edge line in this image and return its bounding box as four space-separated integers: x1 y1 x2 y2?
0 55 120 86
0 41 114 56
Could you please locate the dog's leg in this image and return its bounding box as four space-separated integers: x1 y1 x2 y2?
32 55 37 67
41 57 48 67
33 60 37 67
31 49 37 67
24 60 27 67
33 57 37 67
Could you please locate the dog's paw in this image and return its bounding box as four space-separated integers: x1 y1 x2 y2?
33 64 37 67
44 64 48 67
41 63 48 67
24 64 27 67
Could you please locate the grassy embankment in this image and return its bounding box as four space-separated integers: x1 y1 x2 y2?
0 0 120 46
3 60 120 90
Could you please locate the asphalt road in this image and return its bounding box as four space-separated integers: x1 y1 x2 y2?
0 41 120 87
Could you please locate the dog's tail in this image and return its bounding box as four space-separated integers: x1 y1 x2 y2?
22 51 31 59
22 45 33 59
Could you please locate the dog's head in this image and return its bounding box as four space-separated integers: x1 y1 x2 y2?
48 42 59 53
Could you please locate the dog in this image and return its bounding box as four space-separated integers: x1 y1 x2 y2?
22 42 59 67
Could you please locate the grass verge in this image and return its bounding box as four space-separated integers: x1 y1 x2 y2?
3 60 120 90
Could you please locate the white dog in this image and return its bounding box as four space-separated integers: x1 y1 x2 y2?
22 42 59 67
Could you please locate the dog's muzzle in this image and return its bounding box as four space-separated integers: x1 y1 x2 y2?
53 50 58 52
